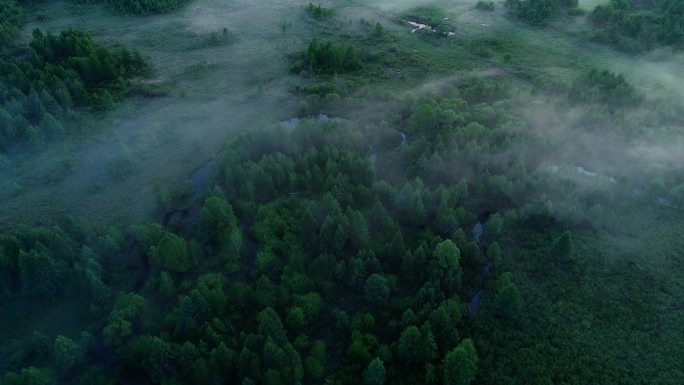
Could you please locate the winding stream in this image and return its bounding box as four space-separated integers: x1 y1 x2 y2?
468 221 490 317
369 146 378 168
281 114 345 129
189 162 213 195
472 221 484 243
469 290 484 317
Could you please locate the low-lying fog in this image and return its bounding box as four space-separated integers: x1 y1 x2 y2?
1 0 682 231
1 0 309 228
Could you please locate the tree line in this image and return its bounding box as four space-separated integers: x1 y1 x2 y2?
590 0 684 51
0 29 148 151
0 0 149 152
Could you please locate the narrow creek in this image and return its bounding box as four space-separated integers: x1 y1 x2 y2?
281 114 345 129
468 220 492 318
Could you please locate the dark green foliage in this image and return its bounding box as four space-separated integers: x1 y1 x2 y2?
363 357 386 385
0 0 22 45
1 367 52 385
364 274 390 305
443 338 478 385
52 335 82 374
373 22 384 38
569 69 639 108
126 335 175 382
0 28 148 151
149 232 193 273
407 102 439 134
487 242 502 267
591 0 684 51
505 0 578 24
493 273 522 322
106 0 188 15
1 16 682 384
476 1 495 11
0 91 680 385
431 240 463 295
199 196 242 254
0 70 505 380
305 3 335 20
303 39 363 74
397 324 437 364
429 298 463 351
18 246 61 298
103 293 148 348
549 231 573 262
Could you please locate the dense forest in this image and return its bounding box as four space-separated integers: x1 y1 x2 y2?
12 0 187 15
505 0 579 24
300 39 365 75
0 30 148 150
505 0 684 48
0 0 683 384
591 0 684 51
0 0 149 152
104 0 189 15
305 3 336 20
0 120 482 384
0 0 22 46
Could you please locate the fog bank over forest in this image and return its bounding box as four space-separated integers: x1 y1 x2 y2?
0 0 682 384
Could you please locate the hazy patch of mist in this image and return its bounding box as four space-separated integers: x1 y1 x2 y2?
363 0 444 12
0 0 314 229
577 0 610 10
4 0 683 233
605 50 684 107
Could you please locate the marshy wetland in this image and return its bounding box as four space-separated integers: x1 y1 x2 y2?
0 0 683 384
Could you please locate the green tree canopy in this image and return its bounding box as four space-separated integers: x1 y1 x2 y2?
363 357 386 385
550 231 573 262
150 232 193 273
199 196 241 254
364 274 390 305
443 338 478 385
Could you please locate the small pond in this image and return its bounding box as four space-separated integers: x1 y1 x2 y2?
281 114 345 129
472 221 484 243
